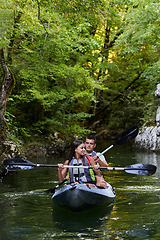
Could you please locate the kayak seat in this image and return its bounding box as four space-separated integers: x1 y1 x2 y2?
96 186 106 189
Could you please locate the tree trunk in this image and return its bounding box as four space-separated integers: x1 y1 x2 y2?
0 49 15 141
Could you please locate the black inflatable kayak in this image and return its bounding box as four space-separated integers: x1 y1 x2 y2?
52 183 116 212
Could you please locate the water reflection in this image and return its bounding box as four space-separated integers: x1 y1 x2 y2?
52 204 113 232
135 150 160 174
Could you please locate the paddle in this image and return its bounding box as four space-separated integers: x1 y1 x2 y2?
44 179 68 194
98 125 139 157
109 163 157 176
3 159 156 176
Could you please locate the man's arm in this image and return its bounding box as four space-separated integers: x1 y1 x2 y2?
93 154 109 170
89 156 103 176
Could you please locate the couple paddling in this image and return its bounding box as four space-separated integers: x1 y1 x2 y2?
58 136 108 188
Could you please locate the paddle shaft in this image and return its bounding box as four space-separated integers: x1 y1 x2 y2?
4 162 151 171
55 165 154 172
98 145 114 157
98 125 138 157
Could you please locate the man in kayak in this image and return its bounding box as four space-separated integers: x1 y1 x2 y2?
85 135 108 169
58 140 107 188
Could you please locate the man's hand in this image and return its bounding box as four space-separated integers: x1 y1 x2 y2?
93 164 100 170
92 155 109 170
92 155 99 163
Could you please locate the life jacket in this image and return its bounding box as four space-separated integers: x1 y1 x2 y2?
85 151 99 181
68 157 96 183
86 151 97 165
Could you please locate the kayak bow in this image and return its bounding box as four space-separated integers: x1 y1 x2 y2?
52 183 116 212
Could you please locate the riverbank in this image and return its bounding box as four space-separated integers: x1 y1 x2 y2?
0 138 69 177
0 128 113 168
0 127 136 175
0 139 70 162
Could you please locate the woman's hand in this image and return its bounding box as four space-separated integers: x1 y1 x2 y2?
58 160 69 182
58 163 64 171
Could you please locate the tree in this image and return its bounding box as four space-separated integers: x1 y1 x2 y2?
0 0 159 144
0 0 105 141
88 0 160 129
0 49 15 140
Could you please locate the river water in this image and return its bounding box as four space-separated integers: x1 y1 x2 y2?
0 141 160 240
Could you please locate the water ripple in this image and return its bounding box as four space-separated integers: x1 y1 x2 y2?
116 185 160 192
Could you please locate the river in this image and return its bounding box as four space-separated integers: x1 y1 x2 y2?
0 140 160 240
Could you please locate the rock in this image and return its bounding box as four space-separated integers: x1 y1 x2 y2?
0 141 21 162
155 84 160 98
24 134 70 158
0 141 23 177
134 84 160 151
25 144 47 157
156 106 160 127
134 126 160 151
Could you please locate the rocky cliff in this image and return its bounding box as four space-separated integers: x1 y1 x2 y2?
135 84 160 151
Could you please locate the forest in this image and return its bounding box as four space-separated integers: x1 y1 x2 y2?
0 0 160 146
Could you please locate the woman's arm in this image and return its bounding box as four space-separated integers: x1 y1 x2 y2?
58 160 69 182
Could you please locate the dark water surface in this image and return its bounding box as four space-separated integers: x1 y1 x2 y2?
0 141 160 239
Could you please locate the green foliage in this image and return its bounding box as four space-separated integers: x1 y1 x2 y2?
141 60 160 85
0 0 159 144
95 0 160 130
1 0 106 141
0 0 13 48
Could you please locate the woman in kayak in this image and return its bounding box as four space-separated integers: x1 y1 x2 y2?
58 140 107 188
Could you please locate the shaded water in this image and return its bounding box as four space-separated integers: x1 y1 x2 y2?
0 141 160 239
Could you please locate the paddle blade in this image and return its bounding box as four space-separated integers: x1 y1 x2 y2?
124 163 157 176
44 179 68 194
3 158 36 171
115 125 139 145
44 186 57 194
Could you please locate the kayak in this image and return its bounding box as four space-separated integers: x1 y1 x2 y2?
52 183 116 212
